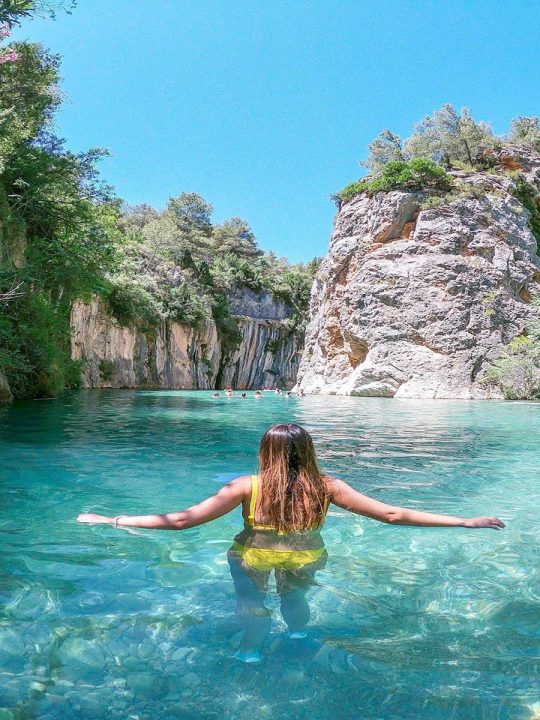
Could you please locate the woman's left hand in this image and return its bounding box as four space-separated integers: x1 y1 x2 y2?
77 513 112 524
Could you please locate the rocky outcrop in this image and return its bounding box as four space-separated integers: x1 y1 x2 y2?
228 288 291 320
71 299 300 390
296 146 540 398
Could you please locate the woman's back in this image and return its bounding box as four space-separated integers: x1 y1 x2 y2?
244 473 330 532
233 473 328 562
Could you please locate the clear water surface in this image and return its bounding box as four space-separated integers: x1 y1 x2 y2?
0 391 539 720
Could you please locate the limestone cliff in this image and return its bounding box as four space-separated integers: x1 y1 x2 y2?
296 145 540 398
71 295 299 390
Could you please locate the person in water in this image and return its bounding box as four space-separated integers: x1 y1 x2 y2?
77 424 504 663
254 391 262 399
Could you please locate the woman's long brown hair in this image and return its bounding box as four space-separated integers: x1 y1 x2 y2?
258 424 328 533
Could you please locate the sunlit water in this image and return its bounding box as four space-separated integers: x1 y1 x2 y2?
0 391 539 720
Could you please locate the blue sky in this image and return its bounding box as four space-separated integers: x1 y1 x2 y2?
11 0 540 262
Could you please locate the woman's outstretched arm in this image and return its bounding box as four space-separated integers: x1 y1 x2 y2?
329 478 505 529
76 475 250 530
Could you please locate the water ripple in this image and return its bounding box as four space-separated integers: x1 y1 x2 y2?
0 391 538 720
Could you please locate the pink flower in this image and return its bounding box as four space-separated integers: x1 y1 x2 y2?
0 25 10 39
0 50 18 63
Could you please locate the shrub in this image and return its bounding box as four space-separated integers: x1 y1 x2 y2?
265 338 282 354
485 304 540 399
420 181 490 211
420 195 448 210
165 284 211 326
0 291 80 398
512 175 540 254
98 359 116 381
485 347 540 399
105 278 162 331
337 158 452 203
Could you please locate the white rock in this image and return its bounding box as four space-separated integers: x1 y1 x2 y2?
71 297 300 390
297 149 540 399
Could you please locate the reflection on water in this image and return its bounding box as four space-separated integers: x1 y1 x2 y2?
0 391 539 719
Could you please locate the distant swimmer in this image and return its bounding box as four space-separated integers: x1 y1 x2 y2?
297 389 305 397
225 389 233 398
212 392 220 398
254 391 262 399
274 388 281 395
241 393 247 398
286 391 292 397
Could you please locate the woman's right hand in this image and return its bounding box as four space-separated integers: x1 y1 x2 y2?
463 516 505 529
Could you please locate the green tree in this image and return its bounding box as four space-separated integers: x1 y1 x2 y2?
165 192 213 264
362 129 406 174
0 42 60 171
0 1 76 27
508 116 540 152
0 37 119 398
212 217 261 259
405 105 495 167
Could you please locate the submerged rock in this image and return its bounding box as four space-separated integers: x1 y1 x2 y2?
57 637 110 684
127 671 167 699
296 146 540 398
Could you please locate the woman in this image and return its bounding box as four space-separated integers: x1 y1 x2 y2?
77 424 504 663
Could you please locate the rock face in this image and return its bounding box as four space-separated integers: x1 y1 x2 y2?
228 288 291 320
296 146 540 398
71 298 299 390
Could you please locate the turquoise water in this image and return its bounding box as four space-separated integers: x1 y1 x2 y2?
0 391 539 720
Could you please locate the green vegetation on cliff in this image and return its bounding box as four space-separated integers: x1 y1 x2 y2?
105 195 319 357
485 301 540 400
0 4 317 400
338 158 451 202
336 105 540 204
0 22 119 398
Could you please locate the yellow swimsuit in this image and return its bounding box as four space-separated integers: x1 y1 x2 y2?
232 475 329 572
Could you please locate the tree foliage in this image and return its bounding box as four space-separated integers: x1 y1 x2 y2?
404 105 496 167
485 299 540 400
0 1 76 28
508 117 540 152
0 37 119 397
339 105 540 204
361 130 406 174
212 217 261 258
108 200 316 345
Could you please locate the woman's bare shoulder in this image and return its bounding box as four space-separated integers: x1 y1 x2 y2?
229 475 253 493
322 474 345 499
